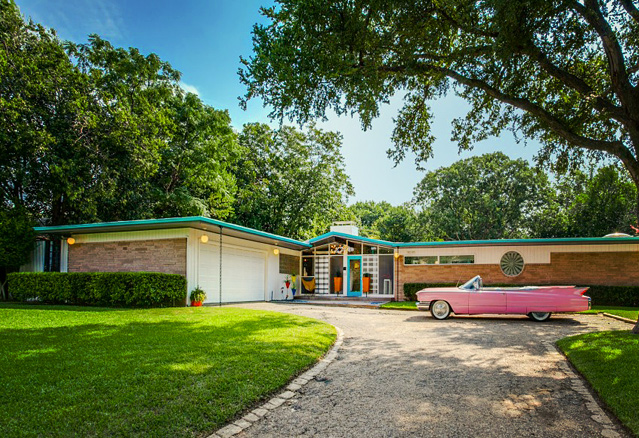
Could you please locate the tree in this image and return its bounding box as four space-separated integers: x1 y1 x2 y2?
569 165 637 236
0 208 35 300
532 165 637 237
1 2 239 224
0 0 94 223
347 201 392 238
232 123 353 239
376 203 427 242
240 0 639 215
145 93 240 219
348 200 428 242
413 153 552 240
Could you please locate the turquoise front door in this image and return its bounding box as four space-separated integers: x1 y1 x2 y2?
347 256 362 297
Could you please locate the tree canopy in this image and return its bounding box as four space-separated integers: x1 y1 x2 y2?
240 0 639 212
232 123 353 240
1 0 354 248
413 152 551 240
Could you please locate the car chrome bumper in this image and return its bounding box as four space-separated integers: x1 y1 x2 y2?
417 301 431 311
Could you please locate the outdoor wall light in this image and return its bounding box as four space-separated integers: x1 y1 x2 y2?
394 252 400 259
66 237 75 245
200 235 209 243
273 248 280 255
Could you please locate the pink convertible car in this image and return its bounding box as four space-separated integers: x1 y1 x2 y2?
416 276 591 321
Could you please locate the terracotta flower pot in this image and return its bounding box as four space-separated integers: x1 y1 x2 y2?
191 301 202 307
333 277 342 293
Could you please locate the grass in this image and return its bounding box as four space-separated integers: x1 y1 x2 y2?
557 331 639 436
380 301 418 310
0 303 336 438
580 305 638 321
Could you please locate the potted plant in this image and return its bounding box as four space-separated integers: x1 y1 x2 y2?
291 272 297 296
284 275 291 289
190 287 206 307
333 270 342 294
363 273 371 295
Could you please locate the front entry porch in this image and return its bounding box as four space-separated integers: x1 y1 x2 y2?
299 233 396 300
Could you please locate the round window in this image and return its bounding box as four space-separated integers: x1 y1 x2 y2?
500 251 524 277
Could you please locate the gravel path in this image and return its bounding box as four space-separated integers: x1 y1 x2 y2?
231 304 632 438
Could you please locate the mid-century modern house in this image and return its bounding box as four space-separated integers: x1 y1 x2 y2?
23 216 639 304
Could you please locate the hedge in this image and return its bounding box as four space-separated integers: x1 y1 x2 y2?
7 272 187 307
403 282 639 307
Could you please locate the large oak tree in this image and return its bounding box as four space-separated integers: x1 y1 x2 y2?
240 0 639 209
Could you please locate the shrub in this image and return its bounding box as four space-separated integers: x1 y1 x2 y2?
7 272 187 307
403 282 639 306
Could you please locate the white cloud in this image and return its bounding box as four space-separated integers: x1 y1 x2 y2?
179 81 200 96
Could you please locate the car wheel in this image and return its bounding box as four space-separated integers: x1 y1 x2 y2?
431 300 451 320
527 312 551 322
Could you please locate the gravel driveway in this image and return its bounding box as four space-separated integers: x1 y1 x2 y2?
231 303 632 437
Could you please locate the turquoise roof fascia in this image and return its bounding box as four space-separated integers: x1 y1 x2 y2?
34 216 311 248
395 236 639 247
308 231 396 247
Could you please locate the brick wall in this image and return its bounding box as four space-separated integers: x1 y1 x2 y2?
68 238 187 276
397 251 639 301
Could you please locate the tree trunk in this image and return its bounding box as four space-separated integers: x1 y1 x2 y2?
633 319 639 334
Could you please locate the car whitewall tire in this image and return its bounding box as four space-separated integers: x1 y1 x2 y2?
431 300 452 320
527 312 551 322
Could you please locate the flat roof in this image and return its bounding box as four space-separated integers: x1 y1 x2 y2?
34 216 311 250
310 232 639 248
396 236 639 247
35 217 639 251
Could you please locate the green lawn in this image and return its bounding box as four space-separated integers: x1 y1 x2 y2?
557 331 639 436
581 305 638 321
380 301 418 310
0 304 336 438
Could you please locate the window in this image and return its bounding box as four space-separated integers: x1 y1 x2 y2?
363 245 377 254
404 255 475 265
404 256 438 265
279 254 300 274
440 255 474 264
378 247 394 254
500 251 524 277
44 240 61 272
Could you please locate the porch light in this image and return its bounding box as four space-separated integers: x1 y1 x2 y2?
66 237 75 245
200 235 209 243
394 252 400 259
273 248 280 255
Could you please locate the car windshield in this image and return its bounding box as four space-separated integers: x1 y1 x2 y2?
460 275 482 290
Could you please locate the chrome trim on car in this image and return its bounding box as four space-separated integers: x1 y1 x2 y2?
417 301 431 311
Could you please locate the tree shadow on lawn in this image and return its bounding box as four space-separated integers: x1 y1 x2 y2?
0 309 335 438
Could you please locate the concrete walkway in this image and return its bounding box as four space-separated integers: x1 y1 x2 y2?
231 303 631 437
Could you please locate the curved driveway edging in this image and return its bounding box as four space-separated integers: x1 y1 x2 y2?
601 312 637 325
207 326 345 438
543 341 621 438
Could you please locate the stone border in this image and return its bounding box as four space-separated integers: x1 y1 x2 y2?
602 312 637 325
543 341 622 438
207 326 344 438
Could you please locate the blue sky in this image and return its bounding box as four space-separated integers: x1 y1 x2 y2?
16 0 540 205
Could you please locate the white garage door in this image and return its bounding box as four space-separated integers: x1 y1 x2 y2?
198 243 266 303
